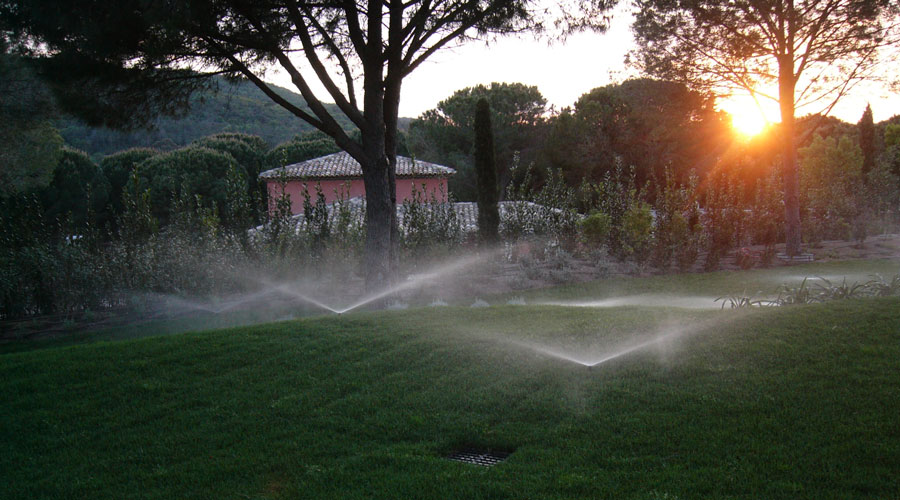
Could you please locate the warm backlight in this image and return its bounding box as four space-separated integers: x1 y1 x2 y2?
731 112 768 137
721 94 779 138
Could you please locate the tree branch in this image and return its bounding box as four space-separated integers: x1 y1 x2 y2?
282 2 365 127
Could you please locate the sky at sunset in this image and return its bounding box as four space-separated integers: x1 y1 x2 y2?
269 9 900 125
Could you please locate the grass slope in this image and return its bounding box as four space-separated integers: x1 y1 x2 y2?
2 298 899 499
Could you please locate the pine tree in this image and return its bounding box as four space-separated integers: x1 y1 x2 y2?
858 104 875 179
474 98 499 242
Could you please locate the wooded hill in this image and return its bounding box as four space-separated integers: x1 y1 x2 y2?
56 77 363 159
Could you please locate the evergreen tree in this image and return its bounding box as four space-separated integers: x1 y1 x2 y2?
474 98 499 242
858 104 875 179
632 0 900 256
40 149 110 230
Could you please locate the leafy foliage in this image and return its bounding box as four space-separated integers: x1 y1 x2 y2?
700 170 746 270
100 148 159 217
400 184 462 252
408 82 547 200
799 135 864 245
265 134 341 167
503 159 579 246
552 79 729 188
135 146 241 226
579 211 612 248
0 47 63 194
39 149 110 230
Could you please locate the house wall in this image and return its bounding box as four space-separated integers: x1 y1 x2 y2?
267 177 449 215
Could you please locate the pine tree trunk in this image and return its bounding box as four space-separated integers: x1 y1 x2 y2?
779 56 802 256
361 151 393 289
384 80 402 275
361 0 391 291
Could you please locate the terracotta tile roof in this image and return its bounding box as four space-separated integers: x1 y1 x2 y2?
259 151 456 180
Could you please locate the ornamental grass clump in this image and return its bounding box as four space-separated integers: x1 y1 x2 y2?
865 273 900 296
771 273 900 306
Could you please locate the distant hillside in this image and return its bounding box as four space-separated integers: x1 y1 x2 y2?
57 78 361 158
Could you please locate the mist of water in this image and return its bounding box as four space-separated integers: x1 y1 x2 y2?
507 327 687 368
269 284 344 314
157 288 280 315
535 294 720 310
153 249 498 319
332 251 495 313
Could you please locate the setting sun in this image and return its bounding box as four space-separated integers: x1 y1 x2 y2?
720 94 780 138
730 112 768 137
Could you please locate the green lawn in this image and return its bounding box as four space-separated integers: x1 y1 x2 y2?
2 275 900 498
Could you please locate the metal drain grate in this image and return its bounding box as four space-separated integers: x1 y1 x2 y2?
446 449 511 467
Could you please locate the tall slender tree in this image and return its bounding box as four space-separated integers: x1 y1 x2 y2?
408 82 547 200
5 0 592 287
858 103 876 179
474 98 499 242
631 0 900 256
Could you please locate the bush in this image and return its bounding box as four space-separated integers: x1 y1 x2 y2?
502 159 579 249
100 148 158 219
799 135 864 243
40 148 111 230
748 170 782 262
621 202 654 265
135 146 241 226
265 137 339 168
650 169 704 270
702 171 744 270
401 183 462 252
579 211 611 248
579 160 643 259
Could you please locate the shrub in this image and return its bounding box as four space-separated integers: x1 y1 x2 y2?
621 201 654 265
135 146 240 226
748 170 782 264
579 160 644 259
100 148 158 219
502 158 579 248
650 169 703 270
799 135 864 243
579 211 611 248
401 183 461 252
702 171 744 270
40 148 111 230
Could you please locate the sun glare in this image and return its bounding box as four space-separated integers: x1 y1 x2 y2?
731 112 768 137
720 94 779 139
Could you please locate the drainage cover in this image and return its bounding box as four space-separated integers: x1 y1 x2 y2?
446 449 511 467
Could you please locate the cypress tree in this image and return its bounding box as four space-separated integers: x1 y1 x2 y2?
474 98 499 242
858 103 875 179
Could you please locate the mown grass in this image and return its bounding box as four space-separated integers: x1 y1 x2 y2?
2 295 899 499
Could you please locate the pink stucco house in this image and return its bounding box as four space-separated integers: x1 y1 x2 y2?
260 151 456 215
